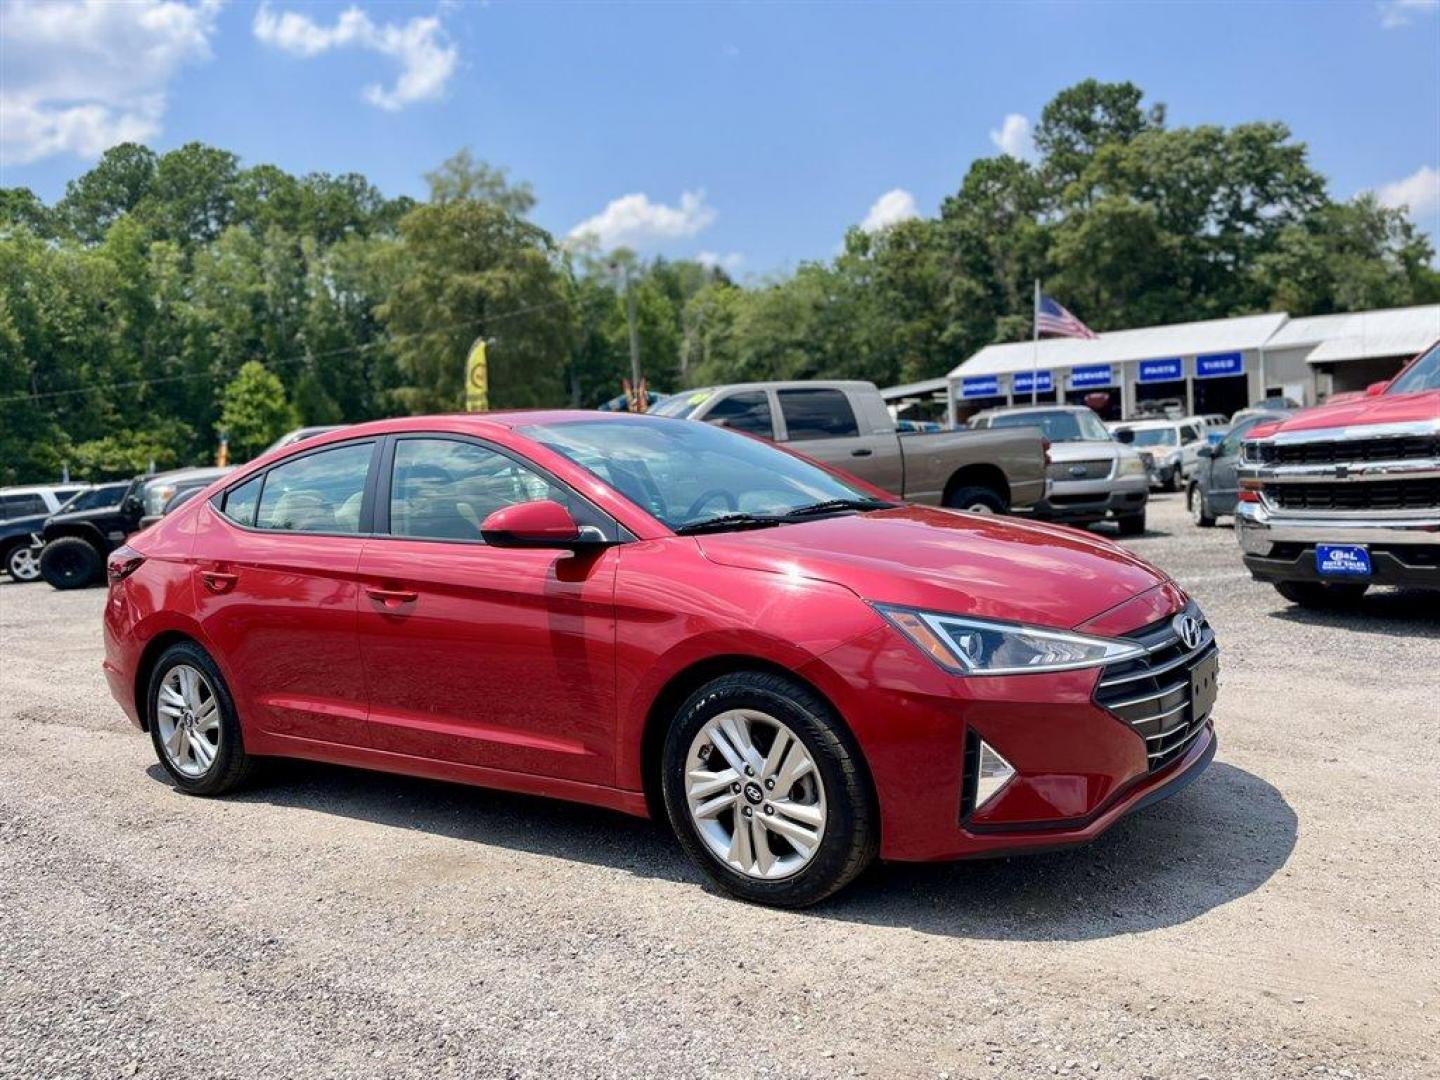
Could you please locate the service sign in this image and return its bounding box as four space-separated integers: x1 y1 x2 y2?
1196 351 1244 379
1012 370 1054 394
960 375 1000 399
1138 357 1183 383
1068 364 1115 389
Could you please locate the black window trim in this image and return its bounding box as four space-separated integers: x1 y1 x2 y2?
371 432 626 548
209 437 383 538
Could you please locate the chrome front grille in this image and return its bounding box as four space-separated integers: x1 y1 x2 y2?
1048 459 1114 482
1094 603 1217 771
1253 435 1439 466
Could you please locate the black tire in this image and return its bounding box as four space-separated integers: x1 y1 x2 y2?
39 536 103 590
1273 581 1369 609
944 485 1007 515
1165 468 1182 493
147 641 257 795
660 671 878 908
1188 486 1216 528
1115 510 1147 537
4 541 43 582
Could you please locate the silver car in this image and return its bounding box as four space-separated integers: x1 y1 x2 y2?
968 405 1151 535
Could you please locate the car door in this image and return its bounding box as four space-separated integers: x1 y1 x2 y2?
1206 419 1258 514
355 434 620 785
775 387 903 491
191 439 378 747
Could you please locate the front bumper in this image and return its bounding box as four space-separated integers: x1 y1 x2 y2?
800 585 1217 862
1025 476 1149 524
1235 500 1440 588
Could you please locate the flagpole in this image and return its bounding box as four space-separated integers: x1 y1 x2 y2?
1031 279 1040 406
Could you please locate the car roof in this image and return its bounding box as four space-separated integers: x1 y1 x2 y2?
973 404 1089 418
0 483 86 494
1114 418 1181 429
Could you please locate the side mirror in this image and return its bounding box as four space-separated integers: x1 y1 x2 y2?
1114 429 1135 444
1196 445 1216 459
480 500 592 548
1365 380 1390 397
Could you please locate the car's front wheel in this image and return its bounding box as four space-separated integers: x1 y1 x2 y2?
148 642 256 795
661 671 877 907
1188 485 1216 527
5 543 42 582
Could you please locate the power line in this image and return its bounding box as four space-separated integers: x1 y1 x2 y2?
0 296 574 406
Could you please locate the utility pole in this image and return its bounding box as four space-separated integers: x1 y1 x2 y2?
610 259 642 392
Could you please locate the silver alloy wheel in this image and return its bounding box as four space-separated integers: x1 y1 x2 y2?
156 664 220 779
684 709 827 880
7 546 40 581
1190 490 1205 524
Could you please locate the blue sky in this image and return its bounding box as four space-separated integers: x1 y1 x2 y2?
2 0 1438 275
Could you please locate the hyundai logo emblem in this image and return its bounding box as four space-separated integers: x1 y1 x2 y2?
1172 613 1203 651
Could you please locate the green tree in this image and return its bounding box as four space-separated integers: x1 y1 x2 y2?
219 361 298 459
55 142 158 243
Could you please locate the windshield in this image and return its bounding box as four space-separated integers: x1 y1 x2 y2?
989 409 1110 442
519 417 875 530
1388 342 1440 395
55 484 128 513
1125 428 1179 447
649 391 713 419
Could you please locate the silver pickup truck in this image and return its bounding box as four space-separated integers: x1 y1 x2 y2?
651 380 1047 513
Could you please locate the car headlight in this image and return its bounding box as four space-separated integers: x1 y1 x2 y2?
1118 454 1147 477
876 606 1146 675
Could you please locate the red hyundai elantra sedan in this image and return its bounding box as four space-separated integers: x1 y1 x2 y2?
103 412 1217 906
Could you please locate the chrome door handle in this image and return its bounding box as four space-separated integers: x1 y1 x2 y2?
365 587 418 608
200 570 237 593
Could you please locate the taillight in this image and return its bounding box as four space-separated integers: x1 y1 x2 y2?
1041 438 1052 465
1237 490 1260 504
107 545 145 584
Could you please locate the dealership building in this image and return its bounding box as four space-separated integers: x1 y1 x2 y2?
880 303 1440 425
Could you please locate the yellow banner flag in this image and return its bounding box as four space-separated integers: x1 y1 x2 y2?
464 338 488 412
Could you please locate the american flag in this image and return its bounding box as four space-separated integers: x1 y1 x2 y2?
1035 294 1097 339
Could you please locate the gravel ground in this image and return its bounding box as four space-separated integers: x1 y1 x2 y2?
1 492 1436 1080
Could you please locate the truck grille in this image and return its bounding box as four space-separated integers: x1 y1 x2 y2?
1253 435 1439 466
1267 478 1440 512
1048 459 1114 481
1094 603 1217 772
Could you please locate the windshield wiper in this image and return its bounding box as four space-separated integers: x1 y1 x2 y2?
780 498 896 518
673 513 786 536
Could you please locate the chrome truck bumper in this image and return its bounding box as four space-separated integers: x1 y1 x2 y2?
1236 501 1440 588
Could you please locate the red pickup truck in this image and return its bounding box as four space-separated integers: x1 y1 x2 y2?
1236 340 1440 606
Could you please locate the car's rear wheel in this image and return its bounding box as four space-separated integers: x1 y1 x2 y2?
1188 485 1215 527
39 537 103 590
1274 581 1369 609
148 642 256 795
5 543 42 582
661 671 877 907
944 486 1007 515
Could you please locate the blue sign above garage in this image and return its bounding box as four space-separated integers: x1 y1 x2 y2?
1068 364 1115 389
1195 351 1245 378
960 375 1000 399
1138 357 1183 383
1012 370 1054 394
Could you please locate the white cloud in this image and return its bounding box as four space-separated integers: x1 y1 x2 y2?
252 3 458 111
1377 164 1440 220
568 190 717 250
1379 0 1438 29
696 250 744 273
860 188 918 233
0 0 220 166
989 113 1035 160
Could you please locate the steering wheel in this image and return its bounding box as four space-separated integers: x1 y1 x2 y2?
684 488 738 520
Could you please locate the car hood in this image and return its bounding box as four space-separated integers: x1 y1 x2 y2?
1046 440 1122 462
1250 389 1440 437
695 505 1179 632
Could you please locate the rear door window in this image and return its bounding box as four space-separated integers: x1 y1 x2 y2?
705 391 774 439
254 442 373 534
777 388 860 441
